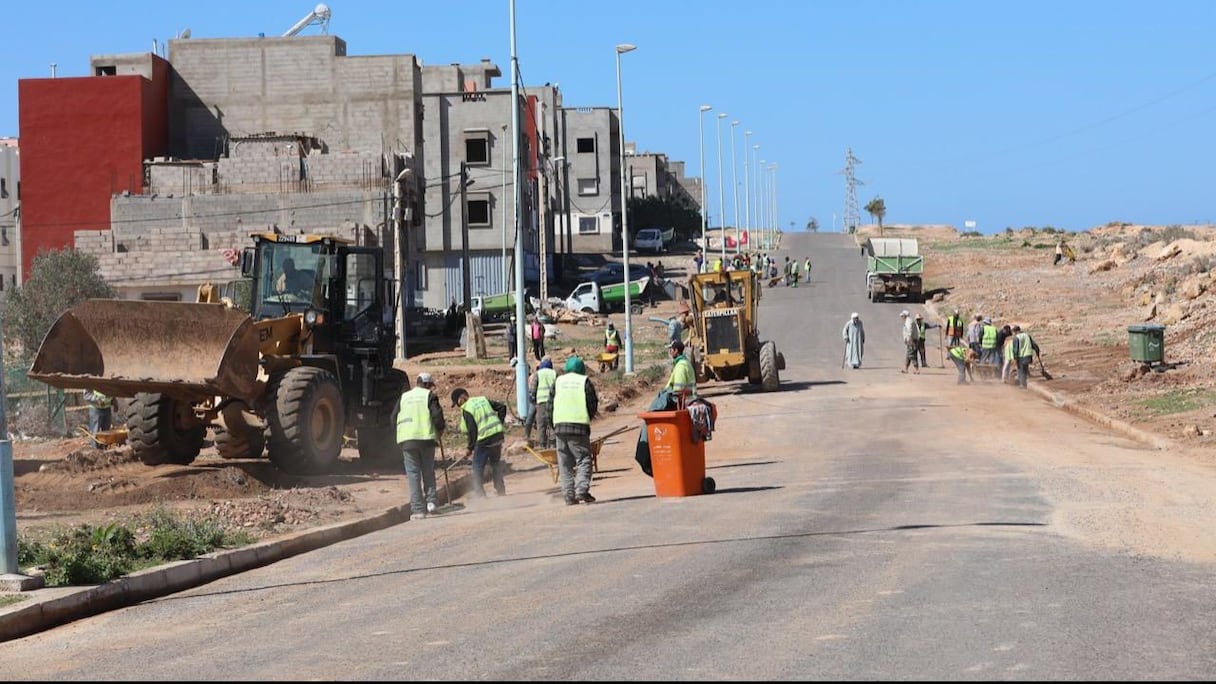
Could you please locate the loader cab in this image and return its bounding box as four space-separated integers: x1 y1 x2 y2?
251 238 331 321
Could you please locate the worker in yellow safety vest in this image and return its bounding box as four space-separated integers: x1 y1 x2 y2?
1010 325 1041 390
552 356 599 505
451 388 508 498
396 372 446 518
944 309 966 347
980 318 999 372
83 388 114 449
525 358 557 448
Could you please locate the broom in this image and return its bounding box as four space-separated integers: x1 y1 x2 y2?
1037 351 1054 380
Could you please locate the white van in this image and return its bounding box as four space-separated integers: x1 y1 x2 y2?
635 228 665 253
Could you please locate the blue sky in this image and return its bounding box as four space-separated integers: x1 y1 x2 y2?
5 1 1216 234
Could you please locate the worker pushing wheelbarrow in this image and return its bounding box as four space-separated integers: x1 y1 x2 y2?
601 322 623 371
523 424 637 483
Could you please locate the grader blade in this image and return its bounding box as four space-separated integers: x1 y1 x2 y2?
27 300 260 402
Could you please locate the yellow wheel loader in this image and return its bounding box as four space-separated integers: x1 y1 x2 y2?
685 269 785 391
28 232 407 474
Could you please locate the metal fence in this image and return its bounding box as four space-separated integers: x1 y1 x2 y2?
4 366 86 438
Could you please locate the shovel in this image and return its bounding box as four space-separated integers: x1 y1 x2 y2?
1037 352 1054 380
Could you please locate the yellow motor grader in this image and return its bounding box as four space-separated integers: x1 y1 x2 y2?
28 232 407 474
685 269 784 391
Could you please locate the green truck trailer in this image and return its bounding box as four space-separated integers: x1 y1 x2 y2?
865 237 924 302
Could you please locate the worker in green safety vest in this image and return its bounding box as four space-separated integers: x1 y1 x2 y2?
524 358 557 449
552 356 599 505
451 387 508 498
396 372 446 518
948 344 974 385
665 339 697 403
980 318 999 372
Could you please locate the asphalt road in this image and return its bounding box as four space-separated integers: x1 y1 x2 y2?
4 233 1216 680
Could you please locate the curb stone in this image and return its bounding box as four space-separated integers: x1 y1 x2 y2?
0 462 478 644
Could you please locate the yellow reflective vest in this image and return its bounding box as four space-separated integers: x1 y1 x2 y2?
552 374 590 425
460 396 504 441
396 387 437 443
981 324 998 349
666 355 696 395
535 368 557 404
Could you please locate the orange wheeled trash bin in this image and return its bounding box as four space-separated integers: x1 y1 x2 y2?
637 409 716 497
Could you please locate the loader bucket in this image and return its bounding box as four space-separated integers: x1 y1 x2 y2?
27 300 260 403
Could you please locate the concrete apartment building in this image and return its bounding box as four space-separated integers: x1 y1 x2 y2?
418 62 556 310
0 138 18 290
556 106 621 254
18 35 422 361
626 152 699 210
16 29 702 331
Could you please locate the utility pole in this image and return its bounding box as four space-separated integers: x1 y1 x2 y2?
391 158 412 362
0 310 38 588
537 104 550 312
459 161 472 311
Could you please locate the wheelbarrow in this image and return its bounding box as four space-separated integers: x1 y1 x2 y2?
77 426 129 448
522 424 638 483
597 351 619 372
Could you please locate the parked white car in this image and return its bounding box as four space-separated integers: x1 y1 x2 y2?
634 227 665 253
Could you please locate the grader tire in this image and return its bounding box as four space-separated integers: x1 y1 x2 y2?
127 392 205 466
213 424 266 460
267 367 346 475
760 340 780 392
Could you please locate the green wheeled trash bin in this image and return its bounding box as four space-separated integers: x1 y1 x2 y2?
1127 324 1165 364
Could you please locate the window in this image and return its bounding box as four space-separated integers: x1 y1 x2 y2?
141 292 183 302
345 253 378 320
577 137 595 154
415 260 427 290
577 178 598 196
95 65 117 76
465 134 490 166
0 178 7 199
578 216 600 235
467 195 491 227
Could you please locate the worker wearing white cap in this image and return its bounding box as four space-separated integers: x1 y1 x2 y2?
900 311 919 374
396 372 446 518
842 312 865 369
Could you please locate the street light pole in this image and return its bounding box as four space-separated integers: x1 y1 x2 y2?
510 0 529 416
698 104 711 263
759 158 767 249
715 112 727 267
771 163 780 246
729 120 741 255
743 130 752 252
615 42 637 374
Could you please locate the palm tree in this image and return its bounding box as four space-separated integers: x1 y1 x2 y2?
864 196 887 236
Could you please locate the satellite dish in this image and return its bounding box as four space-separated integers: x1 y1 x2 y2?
178 28 192 39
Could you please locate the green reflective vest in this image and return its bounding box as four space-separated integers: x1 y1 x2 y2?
552 374 590 425
460 396 504 441
949 346 968 361
981 324 998 349
916 321 928 340
666 355 696 394
1014 332 1035 359
396 387 436 443
535 368 557 404
84 390 111 409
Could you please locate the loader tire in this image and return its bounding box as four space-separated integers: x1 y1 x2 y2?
760 340 780 392
357 426 398 467
127 392 205 466
357 369 409 467
267 367 345 475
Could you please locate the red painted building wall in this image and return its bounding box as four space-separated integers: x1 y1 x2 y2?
17 60 167 278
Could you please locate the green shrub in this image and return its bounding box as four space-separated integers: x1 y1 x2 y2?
17 508 256 587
